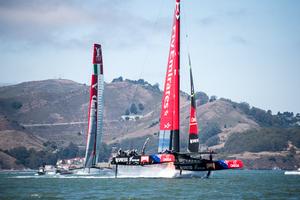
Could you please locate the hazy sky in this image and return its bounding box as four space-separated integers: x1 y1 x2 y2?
0 0 299 114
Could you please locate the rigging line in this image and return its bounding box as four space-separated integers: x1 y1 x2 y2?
181 0 191 50
180 0 194 94
181 0 192 68
182 1 198 93
128 0 165 109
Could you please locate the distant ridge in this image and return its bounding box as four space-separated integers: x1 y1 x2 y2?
0 78 299 170
0 82 15 87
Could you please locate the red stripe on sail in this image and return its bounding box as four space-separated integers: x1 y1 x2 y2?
189 106 198 134
86 75 97 147
159 0 180 131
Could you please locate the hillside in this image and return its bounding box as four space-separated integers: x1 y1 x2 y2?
0 114 45 169
0 151 24 170
0 79 88 124
0 130 44 151
0 78 299 169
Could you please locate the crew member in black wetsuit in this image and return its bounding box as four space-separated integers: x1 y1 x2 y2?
209 149 213 161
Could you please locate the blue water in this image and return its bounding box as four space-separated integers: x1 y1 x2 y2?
0 170 299 199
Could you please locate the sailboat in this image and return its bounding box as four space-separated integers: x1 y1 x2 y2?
59 44 111 175
110 0 243 178
38 44 109 176
79 43 105 173
83 43 104 169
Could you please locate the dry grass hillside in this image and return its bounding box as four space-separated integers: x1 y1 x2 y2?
0 151 24 170
0 130 44 151
0 78 299 169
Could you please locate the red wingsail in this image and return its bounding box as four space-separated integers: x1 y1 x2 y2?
158 0 180 153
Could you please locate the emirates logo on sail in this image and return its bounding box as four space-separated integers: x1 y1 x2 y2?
191 117 196 123
163 25 176 115
190 117 197 126
164 122 171 128
160 0 179 131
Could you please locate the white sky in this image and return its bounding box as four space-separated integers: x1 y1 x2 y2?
0 0 299 114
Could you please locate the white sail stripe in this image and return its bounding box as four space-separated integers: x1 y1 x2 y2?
95 74 104 163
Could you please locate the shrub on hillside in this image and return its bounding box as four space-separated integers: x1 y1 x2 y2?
200 122 222 143
11 101 22 109
223 127 300 153
205 135 220 147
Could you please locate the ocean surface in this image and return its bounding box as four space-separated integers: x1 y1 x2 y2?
0 170 299 200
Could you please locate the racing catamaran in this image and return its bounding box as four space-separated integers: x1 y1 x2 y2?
70 44 114 175
59 44 111 175
38 44 108 175
110 0 243 178
84 43 104 169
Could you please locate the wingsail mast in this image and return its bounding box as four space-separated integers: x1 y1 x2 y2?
187 54 200 152
84 44 104 168
158 0 180 153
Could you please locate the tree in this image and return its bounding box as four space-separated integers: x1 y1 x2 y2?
238 102 250 114
112 76 123 82
11 101 22 109
206 135 220 146
267 110 272 115
209 95 217 102
153 83 160 91
98 143 111 162
125 109 130 115
138 103 144 111
250 107 273 126
195 92 209 105
137 79 145 84
130 103 138 114
8 147 29 165
200 122 221 143
58 142 79 159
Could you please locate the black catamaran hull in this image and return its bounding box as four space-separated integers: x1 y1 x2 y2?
111 153 243 178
